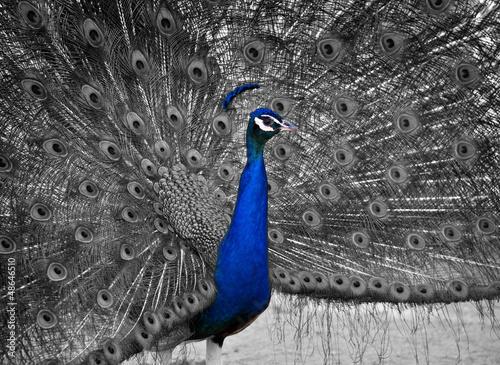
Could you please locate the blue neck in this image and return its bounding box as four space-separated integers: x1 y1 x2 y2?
217 132 268 264
192 129 271 337
215 131 269 291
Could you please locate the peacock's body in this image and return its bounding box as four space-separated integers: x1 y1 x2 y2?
191 106 297 344
1 0 499 364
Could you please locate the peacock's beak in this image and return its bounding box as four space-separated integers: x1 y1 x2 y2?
279 120 298 132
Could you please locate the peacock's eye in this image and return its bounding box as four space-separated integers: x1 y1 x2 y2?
262 118 273 126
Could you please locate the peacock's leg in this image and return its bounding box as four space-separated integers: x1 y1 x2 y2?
206 336 224 365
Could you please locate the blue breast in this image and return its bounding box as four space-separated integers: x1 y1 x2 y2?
192 153 271 339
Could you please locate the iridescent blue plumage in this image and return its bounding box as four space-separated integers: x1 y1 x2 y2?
222 84 260 111
192 106 296 344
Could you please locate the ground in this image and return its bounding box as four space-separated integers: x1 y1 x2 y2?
130 298 500 364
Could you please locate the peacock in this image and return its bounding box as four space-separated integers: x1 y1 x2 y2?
1 0 500 364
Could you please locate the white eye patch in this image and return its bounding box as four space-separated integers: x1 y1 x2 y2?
254 116 277 132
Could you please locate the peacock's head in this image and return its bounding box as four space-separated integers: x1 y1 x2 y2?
222 84 298 147
249 108 298 144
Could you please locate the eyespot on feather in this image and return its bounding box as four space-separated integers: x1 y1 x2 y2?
99 141 121 161
368 277 389 296
127 182 145 199
143 311 162 335
166 105 185 129
487 281 500 296
83 18 105 47
155 140 171 159
18 2 44 29
75 226 93 243
153 202 163 215
367 199 389 220
413 283 435 301
0 236 16 254
351 230 371 248
47 262 68 282
302 209 321 227
267 178 280 197
453 62 480 87
350 276 367 297
213 188 227 203
243 40 266 64
156 7 179 36
297 271 317 292
37 309 58 329
197 279 216 299
183 293 202 314
316 37 344 65
81 85 103 109
329 274 351 296
448 279 469 300
452 139 476 162
131 50 151 76
268 228 285 244
133 326 154 350
440 224 462 242
273 142 293 161
212 114 232 136
423 0 455 14
270 97 293 116
154 218 169 233
97 289 114 308
0 154 13 172
395 109 421 135
21 78 47 100
386 165 409 184
126 112 146 135
379 32 404 56
218 163 235 181
187 58 210 85
103 339 124 363
272 267 290 286
333 147 355 167
334 97 359 118
87 352 107 365
312 272 330 293
163 246 178 261
121 207 139 223
157 306 180 329
172 296 189 318
140 158 157 176
120 243 135 260
317 181 339 201
30 203 52 221
78 180 99 198
476 216 496 235
286 274 302 294
186 149 204 168
406 233 426 250
389 281 411 301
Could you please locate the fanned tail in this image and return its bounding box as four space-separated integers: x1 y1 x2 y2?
1 1 499 364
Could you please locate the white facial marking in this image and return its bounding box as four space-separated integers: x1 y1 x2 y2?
254 116 275 132
263 115 292 129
